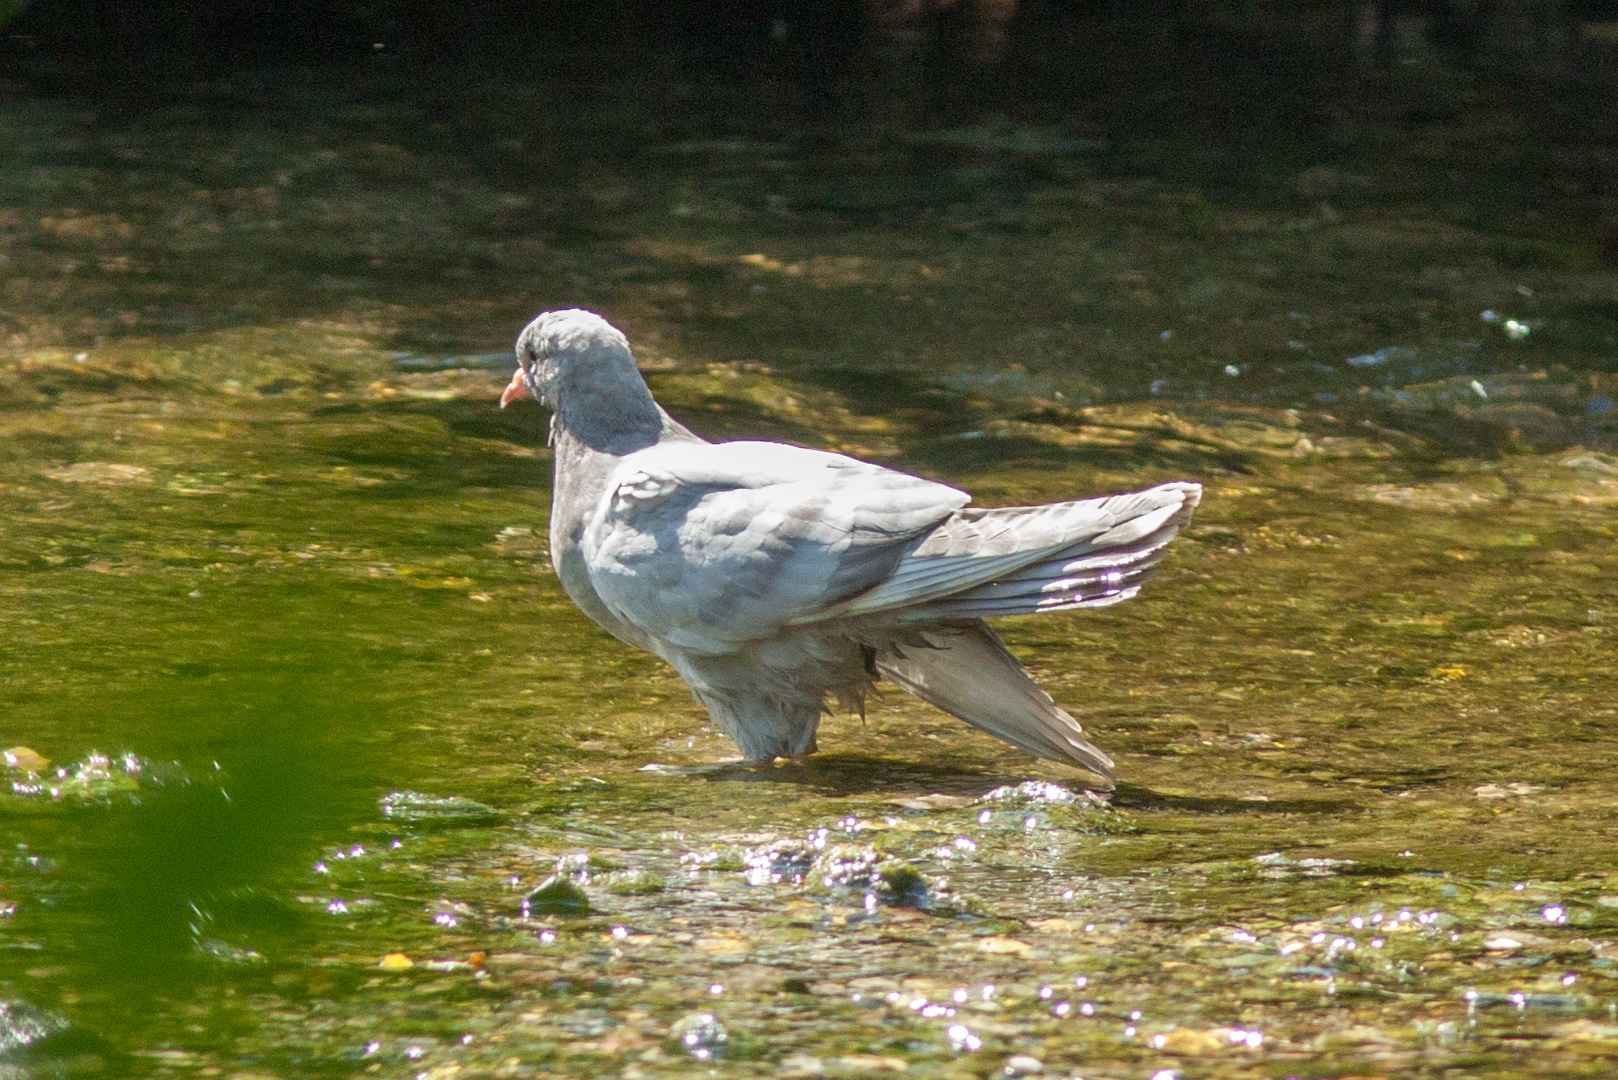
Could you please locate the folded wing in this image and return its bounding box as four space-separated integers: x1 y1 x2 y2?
581 440 969 653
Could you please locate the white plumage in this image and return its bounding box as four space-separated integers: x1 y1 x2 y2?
502 309 1201 784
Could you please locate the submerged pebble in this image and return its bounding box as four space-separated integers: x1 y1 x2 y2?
521 876 591 918
811 845 933 909
743 840 816 886
378 791 500 826
3 751 147 802
669 1012 728 1060
979 781 1085 804
0 1000 72 1056
603 869 665 895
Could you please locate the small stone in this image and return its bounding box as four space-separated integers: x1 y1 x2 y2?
1004 1055 1043 1075
42 462 152 486
521 875 590 918
378 790 499 826
779 1053 826 1076
834 1054 908 1071
603 869 665 895
892 794 972 811
1153 1028 1229 1053
668 1012 727 1060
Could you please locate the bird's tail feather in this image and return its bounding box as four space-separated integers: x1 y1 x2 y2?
794 482 1200 624
876 621 1116 783
897 521 1176 620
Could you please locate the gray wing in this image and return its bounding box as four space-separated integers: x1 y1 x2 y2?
580 441 969 653
791 482 1201 623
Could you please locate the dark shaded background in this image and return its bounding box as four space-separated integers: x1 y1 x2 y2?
1 1 1616 368
6 0 1618 128
5 2 1618 251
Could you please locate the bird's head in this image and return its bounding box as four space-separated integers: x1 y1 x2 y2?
501 309 635 410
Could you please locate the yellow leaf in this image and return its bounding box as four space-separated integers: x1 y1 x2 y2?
378 952 414 970
1151 1028 1232 1054
4 747 50 772
832 1055 909 1071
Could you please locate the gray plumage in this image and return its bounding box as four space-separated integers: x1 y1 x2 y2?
502 309 1201 785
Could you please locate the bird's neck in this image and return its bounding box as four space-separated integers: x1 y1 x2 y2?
545 395 698 641
551 366 665 455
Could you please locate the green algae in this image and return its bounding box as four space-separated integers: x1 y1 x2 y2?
2 61 1618 1080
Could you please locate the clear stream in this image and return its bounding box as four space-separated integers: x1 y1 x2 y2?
2 53 1618 1080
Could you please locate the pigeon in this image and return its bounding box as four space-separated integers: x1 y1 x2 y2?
500 309 1200 784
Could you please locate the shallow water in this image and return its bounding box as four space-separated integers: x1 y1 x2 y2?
3 57 1618 1080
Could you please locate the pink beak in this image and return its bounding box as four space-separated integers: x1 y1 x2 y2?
499 368 530 409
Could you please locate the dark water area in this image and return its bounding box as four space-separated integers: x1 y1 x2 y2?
3 4 1618 1078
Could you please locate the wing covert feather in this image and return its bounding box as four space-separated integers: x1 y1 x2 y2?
580 441 967 652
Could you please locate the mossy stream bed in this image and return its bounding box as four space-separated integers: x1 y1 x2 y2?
3 64 1618 1080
